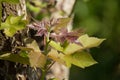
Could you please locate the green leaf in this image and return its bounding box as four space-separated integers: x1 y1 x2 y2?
0 53 30 65
63 51 97 68
0 15 26 37
16 47 34 51
28 51 46 68
47 49 65 65
63 34 105 54
2 0 19 4
9 15 23 24
78 34 105 48
26 2 41 14
63 43 83 54
25 39 47 68
49 40 63 52
19 50 28 58
0 51 46 68
0 39 47 68
25 39 41 52
49 78 59 80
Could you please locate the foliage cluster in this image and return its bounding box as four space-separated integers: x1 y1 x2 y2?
0 0 105 80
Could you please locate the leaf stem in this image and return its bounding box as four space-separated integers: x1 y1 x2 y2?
40 69 46 80
46 61 55 71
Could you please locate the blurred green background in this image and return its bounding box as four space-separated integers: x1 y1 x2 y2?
71 0 120 80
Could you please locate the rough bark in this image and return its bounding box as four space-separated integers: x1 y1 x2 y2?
0 0 29 80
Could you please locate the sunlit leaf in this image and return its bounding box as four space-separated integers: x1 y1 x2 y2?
49 78 59 80
2 0 19 3
16 47 34 51
4 28 16 37
26 2 40 14
47 49 65 65
0 39 47 68
0 53 30 65
19 50 28 58
78 34 105 48
63 51 97 68
26 39 40 52
0 51 46 68
28 51 46 68
25 39 47 68
63 43 83 54
49 40 63 52
63 34 105 54
0 15 26 37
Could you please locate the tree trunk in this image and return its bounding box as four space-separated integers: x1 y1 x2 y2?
0 0 28 80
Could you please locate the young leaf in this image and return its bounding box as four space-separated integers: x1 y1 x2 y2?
49 40 63 52
78 34 105 48
26 2 41 14
63 51 97 68
16 47 34 51
63 34 105 54
25 39 47 68
28 51 46 68
0 51 46 68
19 50 28 58
53 18 71 32
49 78 59 80
0 53 30 65
63 43 83 54
26 39 41 52
2 0 19 4
0 15 26 37
0 39 47 68
47 49 65 65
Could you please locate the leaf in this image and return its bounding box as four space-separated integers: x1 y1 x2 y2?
63 43 83 54
0 53 30 65
0 39 47 68
49 40 63 52
0 15 26 37
25 39 47 68
53 18 71 32
26 2 41 14
63 34 105 54
2 0 19 4
0 51 46 68
16 47 34 51
47 49 65 65
63 51 97 68
26 39 40 52
28 51 46 68
78 34 105 48
49 78 59 80
19 50 28 58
